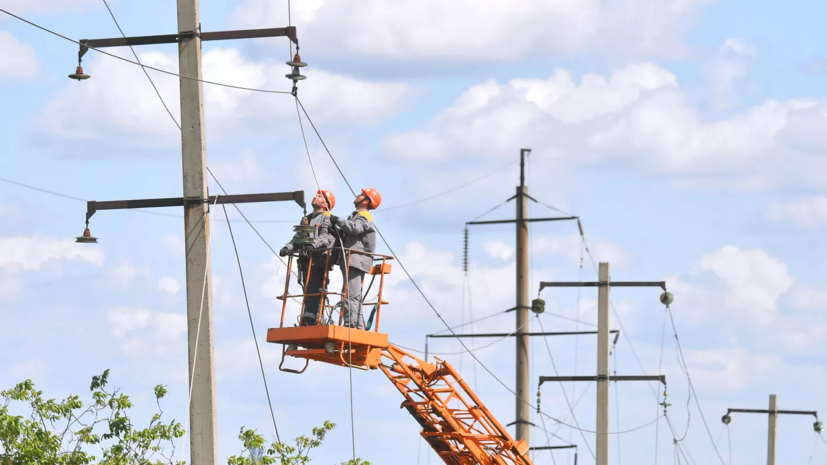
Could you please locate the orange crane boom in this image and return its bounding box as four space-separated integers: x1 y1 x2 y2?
267 250 533 464
267 325 532 464
381 345 531 464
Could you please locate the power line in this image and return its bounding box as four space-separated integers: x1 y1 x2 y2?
577 222 724 464
382 160 517 212
292 93 358 463
0 8 293 95
101 0 181 130
295 94 665 437
537 315 595 459
221 204 281 442
667 306 725 465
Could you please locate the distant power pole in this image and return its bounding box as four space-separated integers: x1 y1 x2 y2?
722 394 823 465
465 148 580 447
515 148 531 444
538 264 668 465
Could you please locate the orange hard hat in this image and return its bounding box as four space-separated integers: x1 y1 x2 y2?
317 189 336 210
361 188 382 209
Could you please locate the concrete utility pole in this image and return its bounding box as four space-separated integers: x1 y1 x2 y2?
538 271 668 465
722 394 823 465
465 148 580 448
596 263 610 465
515 148 531 444
69 9 301 465
767 394 777 465
177 1 216 464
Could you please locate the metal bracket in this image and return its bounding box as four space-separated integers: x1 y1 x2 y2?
77 26 298 61
85 190 305 222
539 374 666 387
427 330 619 339
539 281 667 292
467 216 578 226
506 418 537 428
726 408 818 418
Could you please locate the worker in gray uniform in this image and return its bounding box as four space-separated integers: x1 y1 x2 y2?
330 188 382 329
280 190 336 326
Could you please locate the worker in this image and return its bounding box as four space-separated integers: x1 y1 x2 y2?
279 189 336 326
330 188 381 329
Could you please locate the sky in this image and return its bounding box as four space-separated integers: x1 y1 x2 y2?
2 0 827 463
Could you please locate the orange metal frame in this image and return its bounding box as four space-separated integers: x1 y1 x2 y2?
269 247 394 373
275 248 393 329
266 246 533 464
380 346 531 465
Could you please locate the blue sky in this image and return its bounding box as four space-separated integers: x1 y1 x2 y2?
3 0 827 464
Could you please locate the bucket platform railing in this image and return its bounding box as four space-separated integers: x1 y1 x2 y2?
268 247 394 373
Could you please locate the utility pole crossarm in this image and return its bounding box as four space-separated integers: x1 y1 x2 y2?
726 408 818 417
530 445 576 451
466 216 578 226
539 375 666 386
540 281 667 291
78 27 298 60
427 330 619 339
84 191 306 222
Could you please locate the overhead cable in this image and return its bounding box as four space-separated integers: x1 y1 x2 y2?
295 94 666 436
0 8 292 95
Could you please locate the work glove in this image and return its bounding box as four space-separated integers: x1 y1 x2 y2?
279 247 290 257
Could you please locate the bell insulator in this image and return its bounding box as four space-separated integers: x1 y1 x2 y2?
75 228 98 243
68 65 90 81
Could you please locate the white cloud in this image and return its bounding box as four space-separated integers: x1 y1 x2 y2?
691 245 792 324
8 360 48 380
106 307 187 357
703 38 757 110
209 151 273 187
110 262 138 288
161 234 183 258
789 286 827 310
533 233 629 269
152 313 187 341
0 234 105 271
37 48 413 153
386 63 678 161
484 241 513 261
107 307 151 338
510 63 679 124
383 61 824 189
1 0 97 14
0 31 38 80
768 197 827 228
158 276 181 295
587 94 815 172
0 274 23 298
233 0 716 61
684 347 781 392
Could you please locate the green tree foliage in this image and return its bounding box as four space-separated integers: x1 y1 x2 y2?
0 371 370 465
226 421 370 465
0 369 185 464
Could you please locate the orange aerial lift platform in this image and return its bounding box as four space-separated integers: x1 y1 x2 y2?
266 236 534 465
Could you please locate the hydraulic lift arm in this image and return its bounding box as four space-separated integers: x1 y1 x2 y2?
379 345 533 465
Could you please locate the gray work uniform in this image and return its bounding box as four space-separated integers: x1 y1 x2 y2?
334 210 376 329
283 211 335 324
